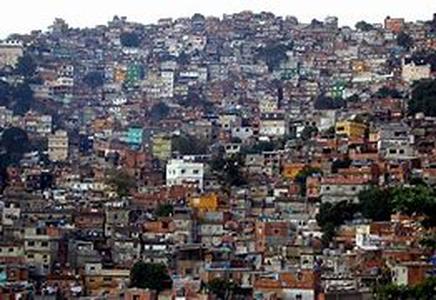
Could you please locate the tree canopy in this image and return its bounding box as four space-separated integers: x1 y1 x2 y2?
0 80 34 116
155 203 174 217
411 51 436 72
106 169 136 197
172 134 208 155
316 200 358 247
355 21 375 32
376 277 436 300
256 43 292 72
295 167 322 196
83 71 104 89
409 79 436 117
207 278 240 300
314 95 345 110
1 127 30 157
358 187 393 221
15 54 37 77
397 31 414 50
150 102 170 122
211 154 247 187
120 32 141 48
130 261 172 293
375 86 403 99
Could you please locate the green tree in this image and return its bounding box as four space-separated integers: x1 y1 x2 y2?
397 31 414 50
411 51 436 72
355 21 374 31
207 278 239 300
12 81 34 115
300 126 318 141
409 79 436 117
256 43 292 72
295 167 322 196
0 80 11 106
419 234 436 252
316 201 358 247
314 95 345 110
106 170 136 197
155 203 174 217
375 86 403 99
120 32 140 48
391 185 435 216
242 140 276 154
15 54 36 77
83 71 104 89
211 154 247 187
130 261 172 293
375 277 436 300
320 222 336 248
358 187 393 221
1 127 30 158
391 185 436 228
172 134 207 155
150 102 170 122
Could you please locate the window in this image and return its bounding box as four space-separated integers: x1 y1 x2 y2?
181 169 186 174
193 169 199 175
389 149 396 154
41 241 48 247
399 149 405 154
8 248 14 252
325 186 330 191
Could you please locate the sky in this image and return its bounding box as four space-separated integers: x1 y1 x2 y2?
1 0 435 38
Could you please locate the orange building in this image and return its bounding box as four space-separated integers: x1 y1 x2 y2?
189 193 218 211
384 17 405 33
282 163 306 180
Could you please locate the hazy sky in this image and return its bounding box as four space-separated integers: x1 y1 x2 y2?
1 0 435 38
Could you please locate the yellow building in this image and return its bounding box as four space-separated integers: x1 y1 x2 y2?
351 60 368 74
189 193 218 211
335 121 367 139
48 130 69 162
282 163 306 180
114 66 127 83
152 133 172 161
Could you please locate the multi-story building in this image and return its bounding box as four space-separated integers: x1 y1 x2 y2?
166 159 204 190
48 130 69 162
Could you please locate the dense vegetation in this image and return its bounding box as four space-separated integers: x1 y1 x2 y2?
256 42 292 72
130 261 172 293
375 277 436 300
120 32 141 48
316 185 436 246
409 79 436 117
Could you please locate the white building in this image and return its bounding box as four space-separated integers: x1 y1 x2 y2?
0 40 23 68
166 159 204 190
48 130 69 162
402 59 431 83
259 112 288 137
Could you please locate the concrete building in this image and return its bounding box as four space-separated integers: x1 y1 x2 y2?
0 40 23 68
166 159 204 190
152 133 172 161
402 59 431 83
48 130 69 162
